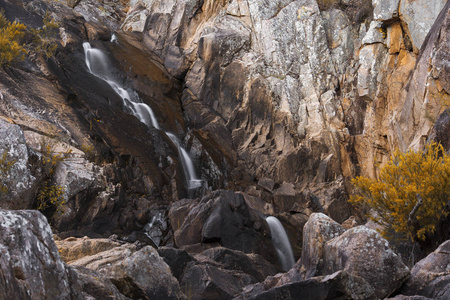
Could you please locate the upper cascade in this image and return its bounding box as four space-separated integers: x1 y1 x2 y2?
83 41 202 189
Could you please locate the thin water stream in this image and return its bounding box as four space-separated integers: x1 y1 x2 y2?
266 216 296 271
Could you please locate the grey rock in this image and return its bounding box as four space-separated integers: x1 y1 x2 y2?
169 190 276 262
0 120 36 209
323 226 410 298
362 21 386 45
373 0 400 21
72 244 184 300
399 0 447 51
0 209 82 299
300 213 346 279
400 240 450 300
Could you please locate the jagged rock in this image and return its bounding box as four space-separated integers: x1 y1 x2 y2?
398 240 450 300
54 158 104 201
169 190 276 262
361 21 386 45
273 182 299 212
399 0 447 51
181 263 255 300
0 209 82 299
357 43 388 100
158 247 196 281
234 270 375 300
55 236 122 263
373 0 400 21
428 109 450 150
323 226 410 298
0 120 37 209
397 1 450 151
300 213 346 279
197 247 277 282
71 244 185 300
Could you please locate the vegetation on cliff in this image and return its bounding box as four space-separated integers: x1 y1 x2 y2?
351 143 450 242
0 9 59 65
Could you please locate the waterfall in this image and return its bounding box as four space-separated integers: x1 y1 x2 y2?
166 133 203 189
83 42 202 189
266 216 295 271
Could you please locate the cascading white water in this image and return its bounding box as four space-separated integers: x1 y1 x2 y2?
83 42 201 189
83 42 161 129
166 133 202 189
266 216 295 271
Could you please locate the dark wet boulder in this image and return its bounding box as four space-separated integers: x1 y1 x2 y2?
158 246 196 281
196 247 277 282
181 263 255 300
169 190 276 262
234 270 375 300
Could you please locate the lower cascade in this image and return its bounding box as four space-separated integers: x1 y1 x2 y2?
266 216 295 272
82 41 201 189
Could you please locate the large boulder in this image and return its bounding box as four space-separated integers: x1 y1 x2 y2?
0 209 82 299
169 190 276 262
71 244 185 300
323 226 410 298
398 240 450 300
300 213 346 279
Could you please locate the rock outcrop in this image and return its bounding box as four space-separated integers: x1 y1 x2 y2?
0 209 80 299
0 209 126 300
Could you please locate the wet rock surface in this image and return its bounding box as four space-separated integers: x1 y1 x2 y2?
169 190 276 263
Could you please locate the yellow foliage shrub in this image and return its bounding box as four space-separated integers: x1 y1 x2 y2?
350 143 450 241
0 10 27 65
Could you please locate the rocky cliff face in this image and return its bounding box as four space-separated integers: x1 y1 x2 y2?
0 0 449 299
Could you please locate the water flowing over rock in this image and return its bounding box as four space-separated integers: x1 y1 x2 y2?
266 216 296 272
1 0 450 298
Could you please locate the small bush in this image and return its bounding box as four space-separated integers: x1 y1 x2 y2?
0 150 17 194
30 11 60 58
36 137 71 215
350 143 450 242
0 10 27 65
